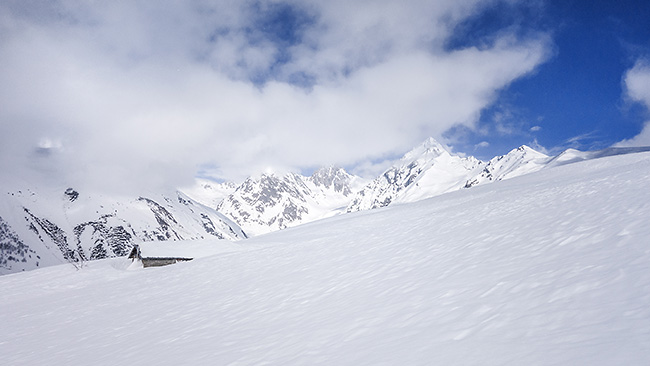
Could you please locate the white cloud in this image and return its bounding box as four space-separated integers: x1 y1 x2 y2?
527 139 549 155
624 60 650 106
616 60 650 147
0 0 551 191
615 121 650 148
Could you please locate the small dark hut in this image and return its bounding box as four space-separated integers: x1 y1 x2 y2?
128 244 193 268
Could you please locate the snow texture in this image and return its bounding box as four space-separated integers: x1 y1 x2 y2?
134 238 242 259
1 151 649 365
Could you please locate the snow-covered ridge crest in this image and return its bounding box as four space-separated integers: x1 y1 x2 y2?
190 138 612 233
180 179 237 209
346 138 482 212
0 187 246 274
546 145 650 167
400 136 450 163
463 145 550 188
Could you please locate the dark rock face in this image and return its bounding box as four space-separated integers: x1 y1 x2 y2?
23 208 81 264
64 188 79 202
0 215 40 272
200 213 225 239
138 197 182 241
74 216 135 260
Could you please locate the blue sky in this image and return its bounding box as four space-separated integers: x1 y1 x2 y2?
1 0 650 189
447 0 650 159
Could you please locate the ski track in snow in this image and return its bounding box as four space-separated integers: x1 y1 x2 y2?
1 152 650 365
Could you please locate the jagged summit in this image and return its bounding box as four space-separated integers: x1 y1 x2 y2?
216 168 362 236
310 166 355 196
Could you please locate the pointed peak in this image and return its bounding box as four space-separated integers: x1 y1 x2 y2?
515 145 538 153
516 145 532 151
512 145 548 158
422 137 445 149
402 137 450 162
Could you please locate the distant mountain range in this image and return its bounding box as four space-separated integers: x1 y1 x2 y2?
194 138 550 235
214 167 366 236
3 137 649 274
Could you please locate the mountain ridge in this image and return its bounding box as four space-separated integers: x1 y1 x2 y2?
0 187 246 274
208 138 551 234
215 167 364 236
205 139 650 235
4 138 649 274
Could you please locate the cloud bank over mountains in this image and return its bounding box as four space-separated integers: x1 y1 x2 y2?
0 0 552 191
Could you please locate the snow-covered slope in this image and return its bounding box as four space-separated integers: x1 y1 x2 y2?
0 186 246 274
179 179 237 209
2 151 649 365
547 146 650 167
217 167 364 236
347 137 482 211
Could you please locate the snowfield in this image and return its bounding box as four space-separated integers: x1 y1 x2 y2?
1 152 650 365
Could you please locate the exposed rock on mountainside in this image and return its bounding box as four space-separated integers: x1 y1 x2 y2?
310 166 354 196
216 167 362 236
0 188 246 274
0 215 40 272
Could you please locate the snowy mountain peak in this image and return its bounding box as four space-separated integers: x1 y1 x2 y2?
463 145 549 188
309 166 354 196
217 168 362 236
401 137 450 163
515 144 548 158
347 137 481 212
